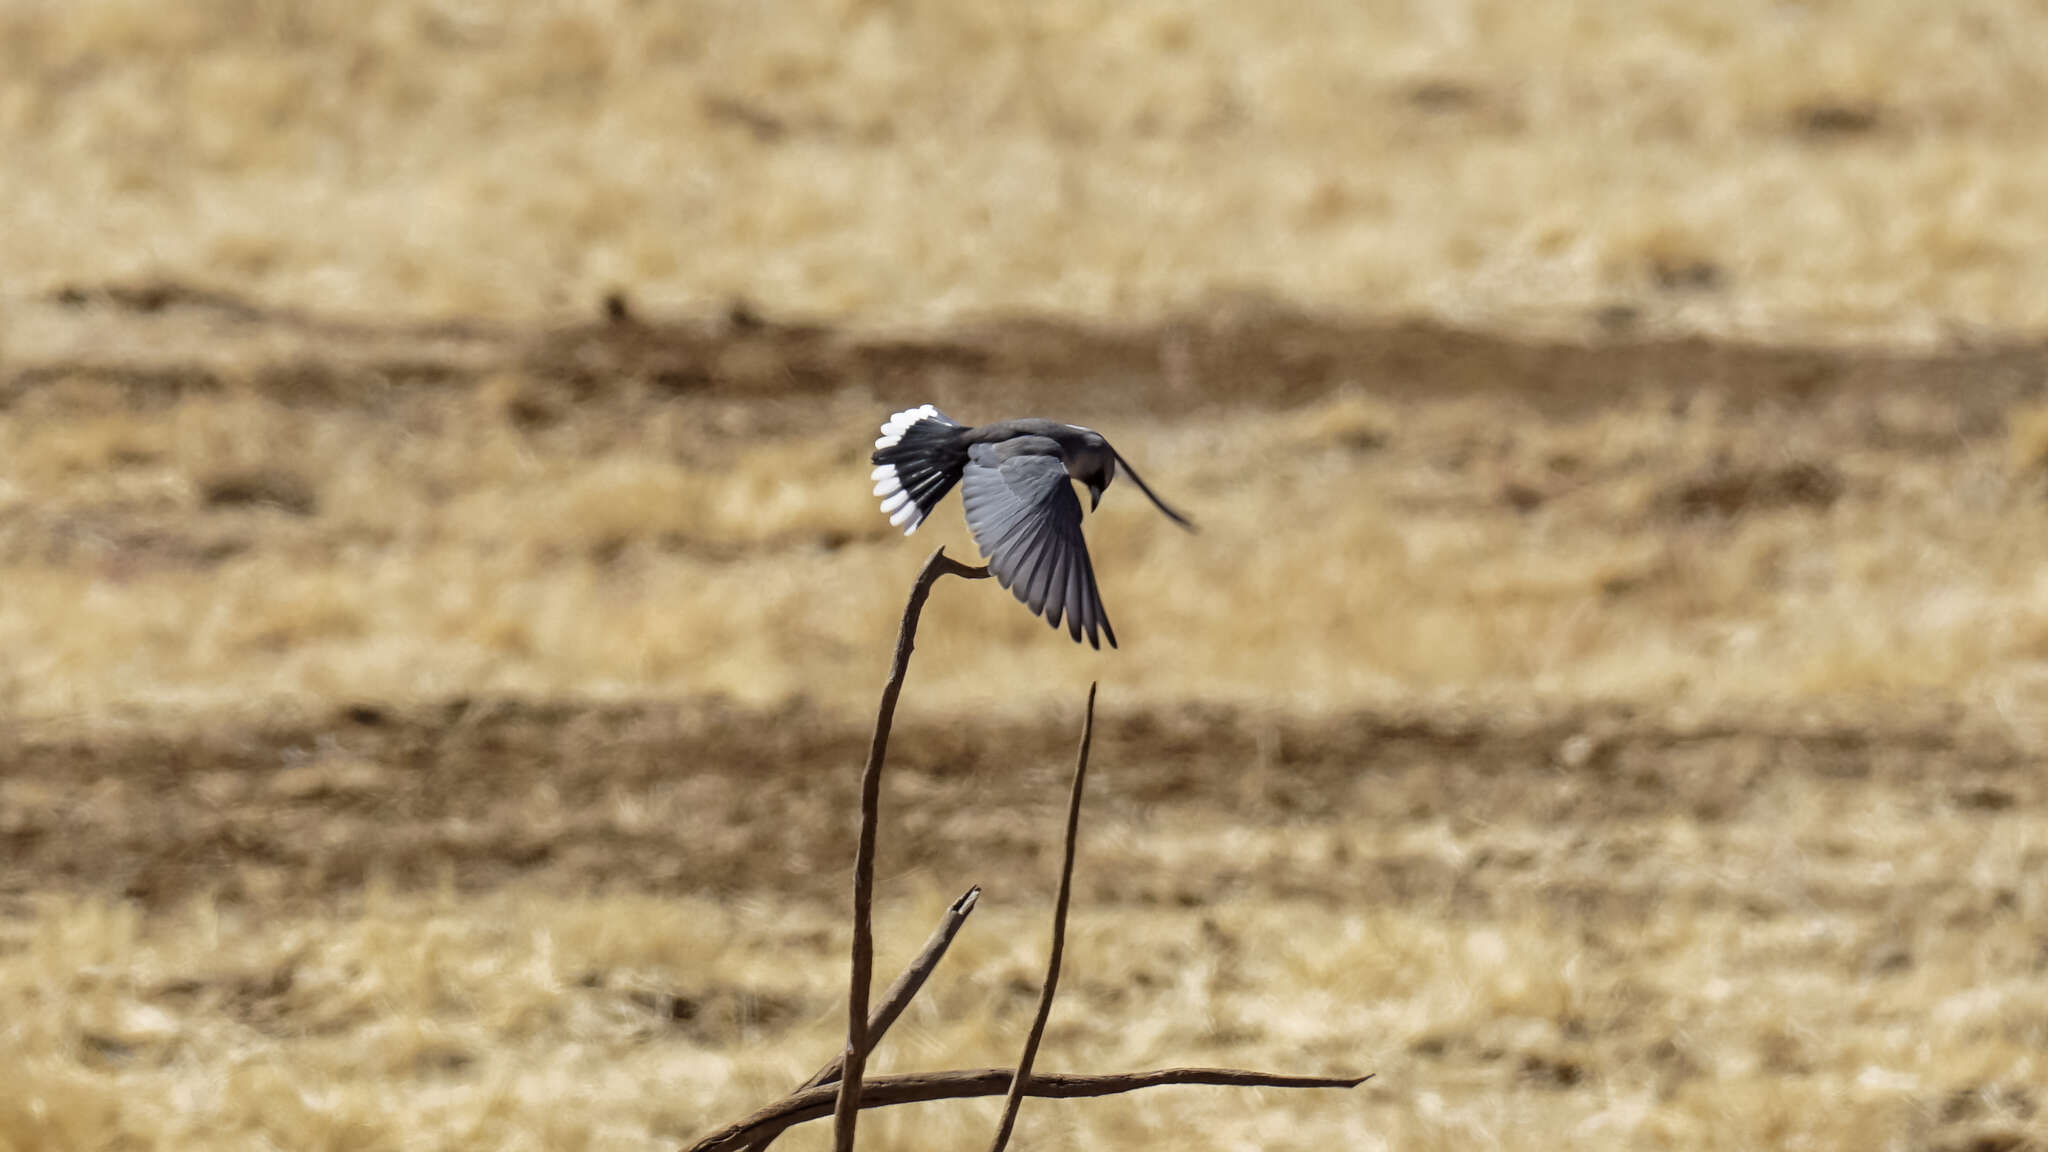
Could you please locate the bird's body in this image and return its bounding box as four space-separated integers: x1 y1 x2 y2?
870 405 1193 649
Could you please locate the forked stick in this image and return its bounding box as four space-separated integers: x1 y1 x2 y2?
689 1068 1373 1152
744 886 982 1152
833 548 991 1152
986 682 1096 1151
680 551 1373 1152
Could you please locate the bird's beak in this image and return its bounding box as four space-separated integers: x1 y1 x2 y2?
1089 484 1103 512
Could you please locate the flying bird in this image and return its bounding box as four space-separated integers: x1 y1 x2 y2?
870 405 1195 649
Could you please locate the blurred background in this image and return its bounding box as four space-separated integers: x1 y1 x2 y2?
3 2 2046 1149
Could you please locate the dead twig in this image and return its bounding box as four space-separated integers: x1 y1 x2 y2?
690 1067 1373 1152
986 682 1096 1152
809 885 982 1095
744 886 981 1151
679 556 1375 1152
834 548 991 1152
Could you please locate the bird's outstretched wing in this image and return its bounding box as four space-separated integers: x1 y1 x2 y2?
961 443 1116 649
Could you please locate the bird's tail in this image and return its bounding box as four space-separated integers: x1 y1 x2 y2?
870 405 968 534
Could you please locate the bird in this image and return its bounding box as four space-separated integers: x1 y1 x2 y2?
869 405 1195 649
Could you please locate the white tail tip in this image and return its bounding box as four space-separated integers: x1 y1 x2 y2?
874 403 943 450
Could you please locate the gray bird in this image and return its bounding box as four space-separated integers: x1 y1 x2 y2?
870 405 1195 649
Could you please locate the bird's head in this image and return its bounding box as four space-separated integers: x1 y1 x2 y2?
1067 432 1116 511
1064 425 1195 531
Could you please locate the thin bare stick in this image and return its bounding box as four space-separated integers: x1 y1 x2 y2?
689 1067 1372 1152
834 548 991 1152
810 885 981 1095
743 887 981 1152
986 681 1096 1152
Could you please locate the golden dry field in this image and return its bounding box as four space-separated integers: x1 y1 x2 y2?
5 2 2048 1150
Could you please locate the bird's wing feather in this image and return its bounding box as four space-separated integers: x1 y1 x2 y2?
1043 540 1070 630
960 447 1115 649
1063 535 1086 641
1076 520 1114 650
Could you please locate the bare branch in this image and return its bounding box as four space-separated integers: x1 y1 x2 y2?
690 1067 1373 1152
987 682 1096 1152
676 555 1374 1152
809 885 981 1096
834 548 991 1152
742 887 981 1151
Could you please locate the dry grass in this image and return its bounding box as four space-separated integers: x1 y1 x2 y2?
5 754 2046 1151
8 3 2048 1150
7 1 2048 342
5 340 2047 1150
4 366 2047 730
